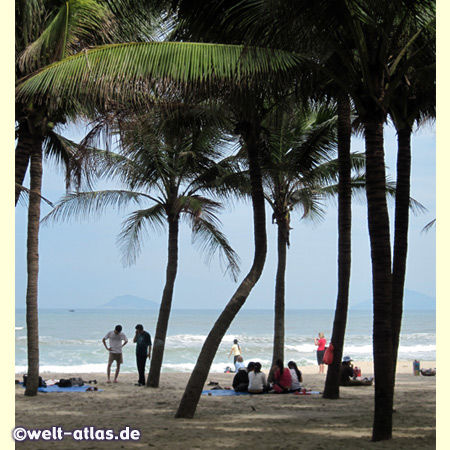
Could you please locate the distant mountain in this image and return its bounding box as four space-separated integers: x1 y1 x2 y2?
352 289 436 310
99 295 159 309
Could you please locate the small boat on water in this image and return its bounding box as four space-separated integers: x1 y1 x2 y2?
69 310 75 312
15 327 24 331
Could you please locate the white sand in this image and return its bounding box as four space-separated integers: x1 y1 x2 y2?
15 361 436 449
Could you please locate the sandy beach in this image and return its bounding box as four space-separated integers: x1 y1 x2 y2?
15 361 436 449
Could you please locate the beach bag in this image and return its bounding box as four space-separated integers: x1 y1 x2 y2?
22 375 47 388
323 343 334 365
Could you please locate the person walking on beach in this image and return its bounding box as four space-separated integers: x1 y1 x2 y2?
228 339 242 369
133 324 152 386
102 325 128 383
314 332 327 374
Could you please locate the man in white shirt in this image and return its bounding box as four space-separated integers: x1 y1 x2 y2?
102 325 128 383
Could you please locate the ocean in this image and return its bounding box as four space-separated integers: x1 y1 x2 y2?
15 308 436 374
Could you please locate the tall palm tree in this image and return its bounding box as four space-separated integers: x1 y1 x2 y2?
256 102 359 372
44 107 241 388
15 0 116 397
388 36 435 379
15 0 172 397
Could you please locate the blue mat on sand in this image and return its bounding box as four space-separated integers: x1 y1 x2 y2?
203 389 250 396
21 384 102 393
202 389 321 396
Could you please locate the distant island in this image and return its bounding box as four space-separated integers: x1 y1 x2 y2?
352 289 435 310
99 295 159 309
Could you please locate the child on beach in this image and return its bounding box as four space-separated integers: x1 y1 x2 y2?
228 339 242 368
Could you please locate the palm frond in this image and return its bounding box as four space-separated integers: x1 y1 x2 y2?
421 218 435 234
41 190 152 225
16 41 301 115
19 0 114 74
117 203 167 266
175 194 240 281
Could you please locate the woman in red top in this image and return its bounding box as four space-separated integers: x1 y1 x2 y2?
272 359 292 393
314 332 327 374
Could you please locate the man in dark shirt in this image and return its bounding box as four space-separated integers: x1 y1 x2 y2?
232 361 255 392
133 324 152 386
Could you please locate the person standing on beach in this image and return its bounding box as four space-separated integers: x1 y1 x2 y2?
133 324 152 386
102 325 128 383
314 332 327 374
228 339 242 369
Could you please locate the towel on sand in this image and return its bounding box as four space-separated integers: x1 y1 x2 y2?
20 384 102 393
202 389 321 396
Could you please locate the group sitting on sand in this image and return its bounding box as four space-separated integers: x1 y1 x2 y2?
223 354 372 393
230 359 303 394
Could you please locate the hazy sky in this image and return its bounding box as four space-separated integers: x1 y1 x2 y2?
15 123 436 310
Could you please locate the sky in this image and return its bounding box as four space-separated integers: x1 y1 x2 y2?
14 122 436 310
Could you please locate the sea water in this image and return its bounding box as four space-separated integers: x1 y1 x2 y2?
15 308 435 374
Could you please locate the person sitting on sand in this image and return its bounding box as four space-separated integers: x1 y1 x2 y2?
232 361 255 392
271 359 292 393
102 325 128 383
235 355 246 372
340 356 373 386
288 361 303 392
248 362 268 394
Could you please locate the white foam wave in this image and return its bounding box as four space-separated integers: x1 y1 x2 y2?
285 345 317 353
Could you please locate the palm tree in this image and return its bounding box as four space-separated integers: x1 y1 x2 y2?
257 102 355 372
15 0 116 396
15 0 172 396
44 107 241 388
388 34 435 379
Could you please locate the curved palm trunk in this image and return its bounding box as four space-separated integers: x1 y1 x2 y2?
269 218 288 380
175 123 267 419
364 119 394 442
391 128 411 376
24 141 44 396
147 215 179 387
323 94 352 399
15 122 34 206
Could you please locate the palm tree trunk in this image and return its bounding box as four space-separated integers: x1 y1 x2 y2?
15 122 34 206
364 119 394 442
269 219 288 379
24 141 44 396
323 94 352 399
147 215 179 387
175 122 267 419
391 128 411 375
